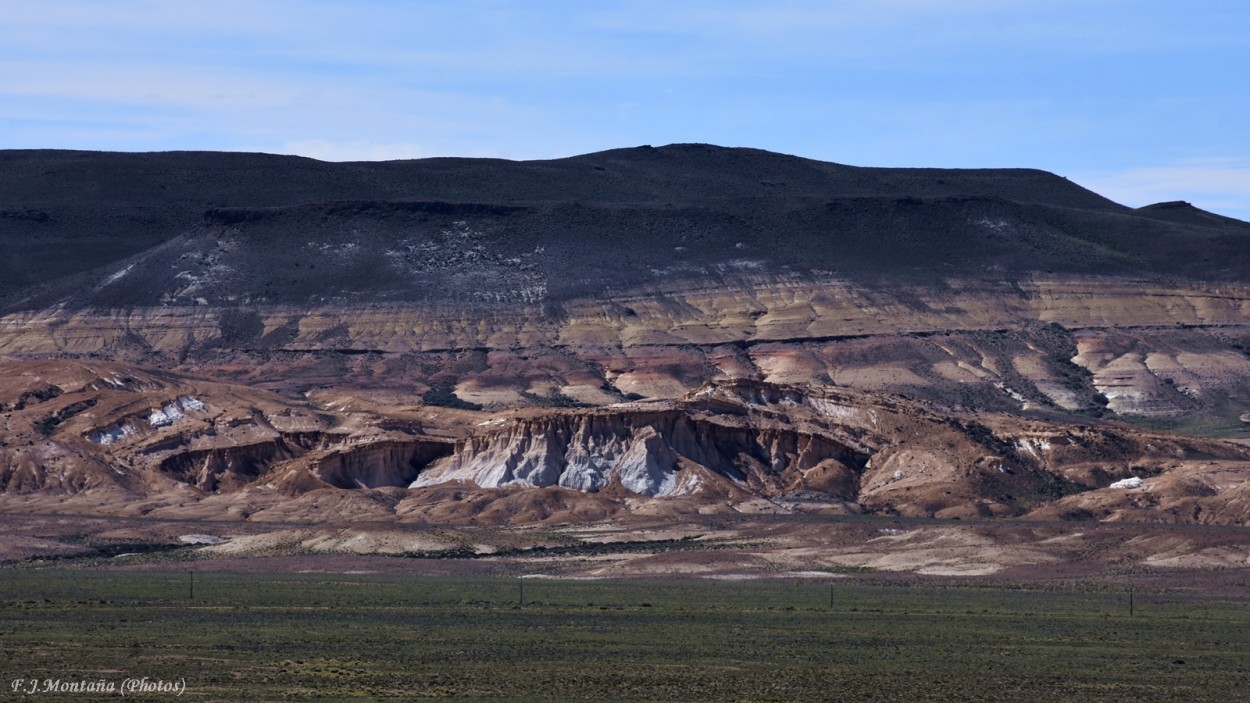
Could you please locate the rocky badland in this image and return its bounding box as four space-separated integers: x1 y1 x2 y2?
3 144 1250 577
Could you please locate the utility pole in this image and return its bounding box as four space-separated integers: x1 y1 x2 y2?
518 577 524 607
189 571 194 601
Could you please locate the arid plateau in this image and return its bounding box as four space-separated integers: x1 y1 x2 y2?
4 144 1250 584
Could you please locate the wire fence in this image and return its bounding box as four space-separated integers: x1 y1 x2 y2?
1 569 1246 622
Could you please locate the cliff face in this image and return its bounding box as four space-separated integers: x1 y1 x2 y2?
421 380 1250 520
4 274 1248 431
310 440 453 489
413 403 867 498
7 275 1250 354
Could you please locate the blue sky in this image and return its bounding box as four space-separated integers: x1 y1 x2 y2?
2 0 1248 219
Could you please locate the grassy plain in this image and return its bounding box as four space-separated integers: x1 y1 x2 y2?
2 570 1249 701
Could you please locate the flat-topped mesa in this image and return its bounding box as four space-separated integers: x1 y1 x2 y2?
3 143 1248 307
3 145 1250 526
4 144 1248 425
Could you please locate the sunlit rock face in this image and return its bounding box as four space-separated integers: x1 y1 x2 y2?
4 275 1249 430
413 378 1250 519
412 417 690 496
2 358 1250 525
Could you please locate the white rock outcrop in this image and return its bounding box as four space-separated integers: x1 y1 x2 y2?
148 396 207 428
411 417 685 496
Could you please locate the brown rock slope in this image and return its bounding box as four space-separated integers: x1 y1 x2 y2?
3 359 1248 525
4 274 1250 432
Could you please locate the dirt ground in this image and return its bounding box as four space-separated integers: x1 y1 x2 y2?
5 511 1249 595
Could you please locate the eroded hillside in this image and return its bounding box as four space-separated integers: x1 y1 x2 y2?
3 359 1248 529
2 144 1250 537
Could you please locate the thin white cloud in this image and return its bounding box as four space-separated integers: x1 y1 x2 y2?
590 0 1247 60
0 60 308 109
0 0 285 33
1075 160 1250 221
592 0 1005 34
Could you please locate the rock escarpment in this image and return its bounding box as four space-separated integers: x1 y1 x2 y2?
4 274 1248 432
413 402 867 498
415 379 1250 520
4 145 1250 435
1 358 1249 524
3 145 1250 526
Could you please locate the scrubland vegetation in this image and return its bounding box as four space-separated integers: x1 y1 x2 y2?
2 570 1249 701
